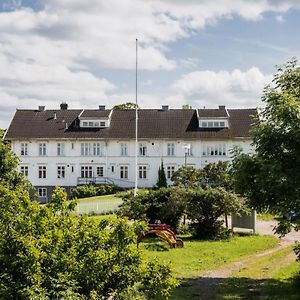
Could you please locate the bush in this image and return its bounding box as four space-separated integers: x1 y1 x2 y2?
0 186 177 299
186 187 245 240
118 187 187 232
72 184 120 199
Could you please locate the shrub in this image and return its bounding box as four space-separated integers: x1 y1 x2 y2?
118 187 187 232
186 187 245 239
0 186 177 299
72 184 120 199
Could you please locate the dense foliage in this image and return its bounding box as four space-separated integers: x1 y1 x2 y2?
171 166 201 188
113 102 139 110
72 184 121 199
118 188 186 232
156 161 167 188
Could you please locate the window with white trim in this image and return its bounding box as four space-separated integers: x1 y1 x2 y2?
167 166 175 179
120 143 128 156
139 143 147 156
57 143 65 156
167 143 175 156
21 143 28 156
96 166 104 177
38 166 47 179
57 165 65 179
38 187 47 198
139 165 147 179
81 166 92 178
93 143 103 156
39 143 46 156
202 144 226 156
120 165 128 179
81 143 90 156
20 165 28 176
200 120 227 128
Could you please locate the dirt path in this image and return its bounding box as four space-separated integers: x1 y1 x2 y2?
184 221 299 300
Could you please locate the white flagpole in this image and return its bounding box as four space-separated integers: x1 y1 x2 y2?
134 38 138 196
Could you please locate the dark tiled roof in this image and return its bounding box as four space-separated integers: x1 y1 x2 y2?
198 109 228 118
5 108 257 140
80 109 111 118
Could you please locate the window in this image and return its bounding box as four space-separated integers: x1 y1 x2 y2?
202 144 227 156
139 166 147 179
93 143 103 156
208 121 213 127
139 143 147 156
81 143 90 156
57 165 65 179
220 121 225 127
21 143 28 156
38 166 47 179
82 121 88 127
71 166 74 173
120 165 128 179
111 165 115 173
100 121 106 127
120 143 128 156
39 143 46 156
167 143 175 156
200 120 227 128
57 143 65 156
38 187 47 198
201 121 207 127
20 165 28 176
81 166 92 178
71 143 74 149
96 166 104 177
167 166 175 179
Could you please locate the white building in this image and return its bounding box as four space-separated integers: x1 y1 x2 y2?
4 103 256 201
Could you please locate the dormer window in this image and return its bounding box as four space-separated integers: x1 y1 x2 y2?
80 120 107 128
199 119 228 128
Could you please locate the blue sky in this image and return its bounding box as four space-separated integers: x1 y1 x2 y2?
1 0 300 128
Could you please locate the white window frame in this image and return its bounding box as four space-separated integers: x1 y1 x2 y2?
96 166 104 177
20 165 28 176
39 143 46 156
139 143 147 156
21 143 28 156
57 143 65 156
81 143 90 156
167 166 175 179
167 143 175 156
38 165 47 179
38 187 47 198
81 165 93 178
139 165 147 179
57 165 66 179
120 143 128 156
120 165 128 179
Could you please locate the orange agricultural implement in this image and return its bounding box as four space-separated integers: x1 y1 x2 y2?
137 224 184 248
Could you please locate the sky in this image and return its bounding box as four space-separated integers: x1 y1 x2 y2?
1 0 300 128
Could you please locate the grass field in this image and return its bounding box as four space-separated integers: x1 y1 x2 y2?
75 195 122 215
217 246 300 299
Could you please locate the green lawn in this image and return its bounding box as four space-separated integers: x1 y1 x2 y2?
75 195 122 215
217 246 300 299
141 235 278 279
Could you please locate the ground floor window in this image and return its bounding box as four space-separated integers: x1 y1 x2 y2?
20 165 28 177
120 165 128 179
167 166 175 179
81 166 92 178
139 165 147 179
96 166 104 177
38 187 47 198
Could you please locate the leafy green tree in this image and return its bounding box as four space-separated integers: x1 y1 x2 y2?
232 59 300 230
156 161 167 188
0 186 177 299
182 104 192 109
171 166 201 188
185 187 246 239
118 187 187 231
113 102 139 110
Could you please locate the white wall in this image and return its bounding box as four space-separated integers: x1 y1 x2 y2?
12 138 254 188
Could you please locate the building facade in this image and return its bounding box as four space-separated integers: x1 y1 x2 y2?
5 103 256 201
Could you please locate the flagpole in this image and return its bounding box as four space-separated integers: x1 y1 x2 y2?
134 38 138 196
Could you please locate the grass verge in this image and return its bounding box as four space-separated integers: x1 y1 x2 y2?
77 194 121 204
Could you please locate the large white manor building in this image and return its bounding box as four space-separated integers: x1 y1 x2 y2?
5 103 256 201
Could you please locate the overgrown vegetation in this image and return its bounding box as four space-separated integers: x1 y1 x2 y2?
72 184 121 199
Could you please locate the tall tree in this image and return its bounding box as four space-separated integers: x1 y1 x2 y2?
156 161 167 188
232 59 300 233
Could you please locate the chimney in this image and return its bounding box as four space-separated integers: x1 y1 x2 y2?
162 105 169 111
38 106 45 112
219 105 226 110
60 102 68 110
65 122 68 130
99 105 105 110
53 112 57 120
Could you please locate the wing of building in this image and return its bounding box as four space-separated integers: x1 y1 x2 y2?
5 103 257 201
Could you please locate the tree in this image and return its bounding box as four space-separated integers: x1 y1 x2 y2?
171 166 200 188
0 186 177 299
182 104 192 109
113 102 139 110
156 161 167 188
185 187 246 239
232 59 300 234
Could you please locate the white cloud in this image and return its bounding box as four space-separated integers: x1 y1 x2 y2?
171 67 272 108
